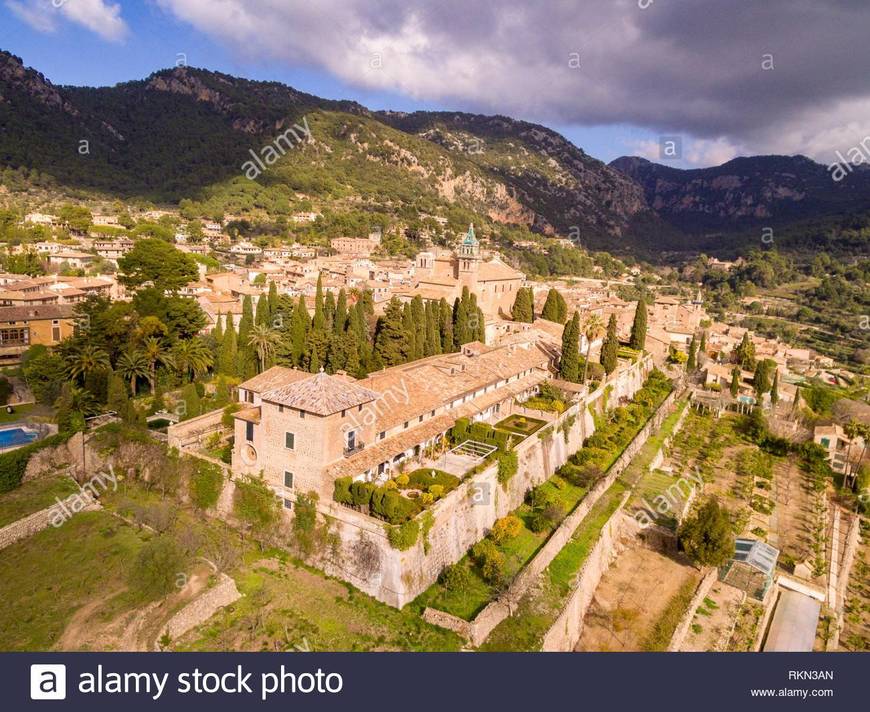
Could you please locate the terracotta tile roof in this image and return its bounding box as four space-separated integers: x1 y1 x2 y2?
326 371 546 479
262 370 380 416
238 366 310 393
0 304 76 322
235 406 261 424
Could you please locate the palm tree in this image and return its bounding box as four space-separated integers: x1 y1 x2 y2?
248 324 279 373
581 314 605 384
172 338 214 382
116 350 150 396
142 337 174 395
65 344 110 383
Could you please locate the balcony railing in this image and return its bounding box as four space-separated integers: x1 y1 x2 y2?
344 441 365 457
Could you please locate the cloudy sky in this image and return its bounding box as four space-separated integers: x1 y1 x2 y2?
2 0 869 168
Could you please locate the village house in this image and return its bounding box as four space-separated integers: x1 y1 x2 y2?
813 424 867 475
0 304 77 366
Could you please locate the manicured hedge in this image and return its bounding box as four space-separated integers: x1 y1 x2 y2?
332 476 423 524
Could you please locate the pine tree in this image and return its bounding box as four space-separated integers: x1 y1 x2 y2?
730 366 741 397
560 312 580 382
686 335 698 371
629 299 647 350
601 313 619 375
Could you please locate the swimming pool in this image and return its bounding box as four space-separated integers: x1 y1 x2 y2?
0 427 38 449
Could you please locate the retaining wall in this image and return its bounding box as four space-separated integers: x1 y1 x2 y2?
0 489 98 550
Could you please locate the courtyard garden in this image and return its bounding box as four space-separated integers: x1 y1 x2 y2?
494 414 546 438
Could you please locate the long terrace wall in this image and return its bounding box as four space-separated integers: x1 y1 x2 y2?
311 355 653 608
0 490 98 551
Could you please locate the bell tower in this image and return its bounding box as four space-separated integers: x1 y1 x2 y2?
456 223 480 289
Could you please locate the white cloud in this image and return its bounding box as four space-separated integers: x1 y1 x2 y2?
5 0 128 42
152 1 870 164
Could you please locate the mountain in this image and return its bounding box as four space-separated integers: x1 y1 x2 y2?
2 49 869 257
609 154 870 237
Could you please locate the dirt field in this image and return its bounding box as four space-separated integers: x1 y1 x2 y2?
576 541 701 652
679 582 746 651
838 519 870 651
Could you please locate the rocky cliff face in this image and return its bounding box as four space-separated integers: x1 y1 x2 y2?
610 154 870 233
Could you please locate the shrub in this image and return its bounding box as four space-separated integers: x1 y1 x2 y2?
497 450 518 486
189 460 224 510
387 519 419 550
395 473 409 487
491 515 522 543
471 539 505 584
0 433 69 493
128 536 186 600
678 498 734 567
333 476 353 505
350 480 375 507
233 476 281 538
439 563 472 592
292 491 319 553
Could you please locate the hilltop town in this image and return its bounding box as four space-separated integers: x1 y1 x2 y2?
0 197 866 654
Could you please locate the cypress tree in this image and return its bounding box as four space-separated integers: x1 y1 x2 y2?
560 311 580 382
267 280 278 316
687 335 698 371
541 288 567 323
629 300 647 350
770 369 779 406
290 295 310 366
324 290 336 332
511 287 533 323
699 330 707 355
219 313 237 376
454 297 470 346
255 294 270 326
374 297 409 367
411 295 426 360
730 366 741 397
439 298 454 353
212 312 223 343
334 288 348 335
601 313 619 375
312 273 325 331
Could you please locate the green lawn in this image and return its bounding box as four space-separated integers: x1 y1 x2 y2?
494 414 547 437
0 511 148 650
176 555 463 652
0 475 79 528
0 403 37 425
480 481 627 651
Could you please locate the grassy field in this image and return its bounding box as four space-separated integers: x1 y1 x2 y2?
176 554 462 652
0 511 148 650
619 399 688 488
480 481 627 651
0 474 79 528
0 403 37 425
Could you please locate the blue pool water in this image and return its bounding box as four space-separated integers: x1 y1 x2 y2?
0 427 38 448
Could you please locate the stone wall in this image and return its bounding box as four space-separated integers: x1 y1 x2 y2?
159 573 241 646
0 490 98 550
540 502 631 651
168 409 226 450
424 379 680 645
667 568 717 651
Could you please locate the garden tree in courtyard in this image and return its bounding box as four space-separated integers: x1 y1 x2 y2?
600 313 619 375
541 288 567 323
510 286 534 323
117 239 199 293
678 497 734 568
629 299 647 351
560 311 581 382
581 313 605 384
730 366 741 397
